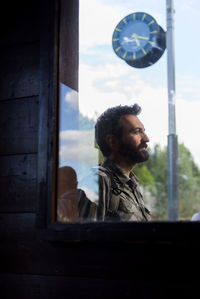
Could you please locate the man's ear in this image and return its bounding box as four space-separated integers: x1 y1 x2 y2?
106 134 119 151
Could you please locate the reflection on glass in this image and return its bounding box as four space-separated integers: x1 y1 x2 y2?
57 85 151 222
57 83 99 222
57 166 79 222
57 1 200 222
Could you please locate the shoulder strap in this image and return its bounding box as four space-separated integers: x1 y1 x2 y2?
98 166 122 195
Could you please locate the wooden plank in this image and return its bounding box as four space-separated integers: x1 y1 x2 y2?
0 239 148 276
0 217 199 288
0 228 199 283
0 154 37 212
0 97 38 155
0 273 196 299
0 1 40 47
59 0 79 91
0 214 197 278
0 42 40 100
37 0 58 228
0 213 36 241
44 221 200 245
0 235 176 276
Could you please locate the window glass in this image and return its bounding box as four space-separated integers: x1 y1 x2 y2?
57 0 200 222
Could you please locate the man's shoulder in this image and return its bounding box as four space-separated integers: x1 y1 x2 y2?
91 165 113 185
92 165 112 176
92 165 123 197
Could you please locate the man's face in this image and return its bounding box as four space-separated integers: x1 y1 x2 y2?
118 114 150 163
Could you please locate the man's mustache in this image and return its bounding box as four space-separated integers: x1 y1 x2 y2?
138 142 148 150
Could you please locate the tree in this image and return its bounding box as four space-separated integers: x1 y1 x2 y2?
146 144 168 219
133 164 155 210
137 143 200 220
178 143 200 219
78 111 200 220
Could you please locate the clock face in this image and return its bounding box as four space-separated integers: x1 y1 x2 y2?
112 12 158 62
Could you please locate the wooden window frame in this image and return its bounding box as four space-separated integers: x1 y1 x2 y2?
37 0 200 244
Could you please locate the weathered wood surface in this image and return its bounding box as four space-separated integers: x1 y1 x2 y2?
0 213 199 281
0 213 36 241
0 235 197 281
59 0 79 91
37 0 58 228
0 97 38 155
0 216 199 298
0 42 40 100
0 1 199 299
0 1 40 47
0 273 196 299
0 154 37 212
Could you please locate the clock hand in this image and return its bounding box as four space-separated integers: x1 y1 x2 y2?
135 37 140 46
131 33 140 46
137 35 149 40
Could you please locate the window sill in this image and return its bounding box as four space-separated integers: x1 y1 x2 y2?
38 221 200 244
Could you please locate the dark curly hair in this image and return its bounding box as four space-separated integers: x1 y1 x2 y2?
95 104 141 157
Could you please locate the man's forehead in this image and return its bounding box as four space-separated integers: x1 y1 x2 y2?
119 114 144 128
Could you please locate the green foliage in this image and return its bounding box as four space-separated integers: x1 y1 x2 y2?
79 108 200 220
178 143 200 219
137 143 200 220
146 145 168 219
134 164 154 192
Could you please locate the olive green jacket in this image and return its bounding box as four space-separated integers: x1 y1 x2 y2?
79 158 151 222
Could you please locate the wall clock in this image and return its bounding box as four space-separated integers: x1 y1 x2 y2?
112 12 166 68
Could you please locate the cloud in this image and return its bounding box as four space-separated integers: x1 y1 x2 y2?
80 0 166 54
79 62 168 146
65 89 79 110
59 130 98 165
79 0 121 52
79 63 131 118
176 97 200 166
180 0 200 15
78 0 200 166
176 74 200 102
79 61 200 166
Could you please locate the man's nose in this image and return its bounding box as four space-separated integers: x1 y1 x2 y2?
143 132 150 143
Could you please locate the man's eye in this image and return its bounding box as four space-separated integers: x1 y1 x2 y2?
133 128 142 134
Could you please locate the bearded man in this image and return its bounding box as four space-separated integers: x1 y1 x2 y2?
94 104 151 221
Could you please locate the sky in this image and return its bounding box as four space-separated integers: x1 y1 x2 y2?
77 0 200 167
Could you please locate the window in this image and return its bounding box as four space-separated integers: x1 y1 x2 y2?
55 0 200 225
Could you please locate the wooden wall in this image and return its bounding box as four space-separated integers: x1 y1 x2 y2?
0 0 40 296
0 1 39 212
0 1 200 298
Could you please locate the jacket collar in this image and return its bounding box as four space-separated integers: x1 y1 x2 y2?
101 157 139 188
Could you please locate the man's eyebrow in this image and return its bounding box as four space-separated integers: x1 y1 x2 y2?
129 126 145 132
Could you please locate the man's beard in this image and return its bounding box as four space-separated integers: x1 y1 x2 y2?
118 139 149 163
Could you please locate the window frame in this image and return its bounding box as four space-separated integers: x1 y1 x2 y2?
37 0 200 244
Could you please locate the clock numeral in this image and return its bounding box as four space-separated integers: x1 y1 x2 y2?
142 14 146 21
112 38 119 42
115 28 121 32
142 48 146 55
148 20 155 26
122 51 127 59
133 53 136 60
123 18 127 25
115 46 121 52
150 30 157 34
132 13 136 21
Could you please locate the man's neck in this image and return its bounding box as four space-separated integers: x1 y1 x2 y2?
107 154 135 177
